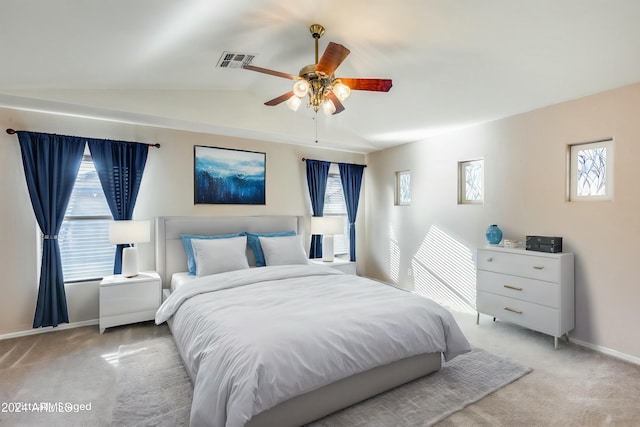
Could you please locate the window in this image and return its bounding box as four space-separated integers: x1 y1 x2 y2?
458 159 483 204
58 153 114 282
569 139 614 201
324 172 349 256
395 170 411 205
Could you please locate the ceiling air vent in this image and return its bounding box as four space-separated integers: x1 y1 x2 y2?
217 52 256 69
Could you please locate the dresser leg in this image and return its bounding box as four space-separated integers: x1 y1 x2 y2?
476 313 479 325
554 336 558 350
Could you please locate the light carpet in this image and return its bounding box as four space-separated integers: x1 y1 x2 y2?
112 336 193 426
112 336 531 426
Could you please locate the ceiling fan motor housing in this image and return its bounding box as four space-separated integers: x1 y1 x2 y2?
299 64 334 106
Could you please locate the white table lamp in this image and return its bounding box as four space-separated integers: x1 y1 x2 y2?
109 220 150 278
311 216 344 262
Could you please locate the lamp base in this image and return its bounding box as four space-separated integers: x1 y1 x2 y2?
322 235 335 262
121 247 139 278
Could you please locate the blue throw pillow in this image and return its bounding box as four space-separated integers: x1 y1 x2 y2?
246 231 296 267
181 232 246 274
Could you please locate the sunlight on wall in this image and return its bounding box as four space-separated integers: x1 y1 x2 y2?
412 225 476 314
370 122 483 144
389 224 400 284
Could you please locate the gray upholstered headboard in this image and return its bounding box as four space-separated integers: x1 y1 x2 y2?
155 216 304 288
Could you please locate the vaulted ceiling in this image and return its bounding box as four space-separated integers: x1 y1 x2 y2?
1 0 639 153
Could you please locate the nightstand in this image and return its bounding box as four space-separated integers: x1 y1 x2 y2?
310 258 357 275
99 271 162 333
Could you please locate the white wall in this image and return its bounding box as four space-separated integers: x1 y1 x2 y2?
364 82 640 359
0 107 365 335
4 82 639 360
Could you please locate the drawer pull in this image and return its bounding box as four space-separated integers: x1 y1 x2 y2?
504 285 523 291
533 265 544 270
504 307 523 315
486 257 493 262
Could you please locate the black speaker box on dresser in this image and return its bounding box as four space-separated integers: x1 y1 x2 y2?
525 235 563 253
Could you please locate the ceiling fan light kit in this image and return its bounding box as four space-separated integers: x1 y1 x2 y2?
243 24 392 116
286 94 303 111
293 79 310 98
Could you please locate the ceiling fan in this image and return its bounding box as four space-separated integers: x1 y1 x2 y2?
243 24 392 116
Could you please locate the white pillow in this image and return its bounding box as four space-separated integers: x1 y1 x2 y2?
258 235 309 266
191 235 249 276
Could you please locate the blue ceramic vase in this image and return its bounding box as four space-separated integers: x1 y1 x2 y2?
486 224 503 245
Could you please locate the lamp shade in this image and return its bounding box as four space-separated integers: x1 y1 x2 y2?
333 81 351 101
286 95 302 111
109 220 150 245
293 79 310 97
310 216 344 236
321 99 336 115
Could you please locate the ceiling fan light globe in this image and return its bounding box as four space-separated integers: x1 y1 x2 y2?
293 80 310 97
286 95 303 111
333 82 351 101
321 99 336 115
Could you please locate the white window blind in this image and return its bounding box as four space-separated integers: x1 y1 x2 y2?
58 154 114 282
324 173 349 256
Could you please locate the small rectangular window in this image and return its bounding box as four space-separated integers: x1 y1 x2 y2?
324 172 349 256
395 170 411 205
58 153 114 282
569 139 614 201
458 159 483 204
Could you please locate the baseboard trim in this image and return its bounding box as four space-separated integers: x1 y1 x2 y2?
0 319 99 341
569 337 640 365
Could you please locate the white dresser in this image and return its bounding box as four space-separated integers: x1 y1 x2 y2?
99 271 162 333
476 247 574 348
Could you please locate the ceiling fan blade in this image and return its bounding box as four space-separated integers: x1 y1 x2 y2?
243 65 298 80
326 92 345 115
264 91 295 106
339 78 393 92
315 42 350 76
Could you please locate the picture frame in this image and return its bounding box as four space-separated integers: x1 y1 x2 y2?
194 145 266 204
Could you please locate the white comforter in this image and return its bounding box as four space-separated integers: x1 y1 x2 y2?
156 264 471 427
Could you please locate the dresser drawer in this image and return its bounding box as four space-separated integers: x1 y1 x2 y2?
477 270 559 308
100 280 161 317
477 250 560 282
477 291 560 336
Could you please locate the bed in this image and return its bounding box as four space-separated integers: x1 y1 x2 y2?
154 216 471 427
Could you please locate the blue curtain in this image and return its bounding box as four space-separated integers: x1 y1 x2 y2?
88 139 149 274
306 159 330 258
17 131 86 328
339 163 365 262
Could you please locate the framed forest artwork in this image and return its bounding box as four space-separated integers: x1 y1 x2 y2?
194 145 266 205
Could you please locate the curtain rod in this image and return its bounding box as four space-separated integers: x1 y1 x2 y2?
301 157 367 167
6 128 161 148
